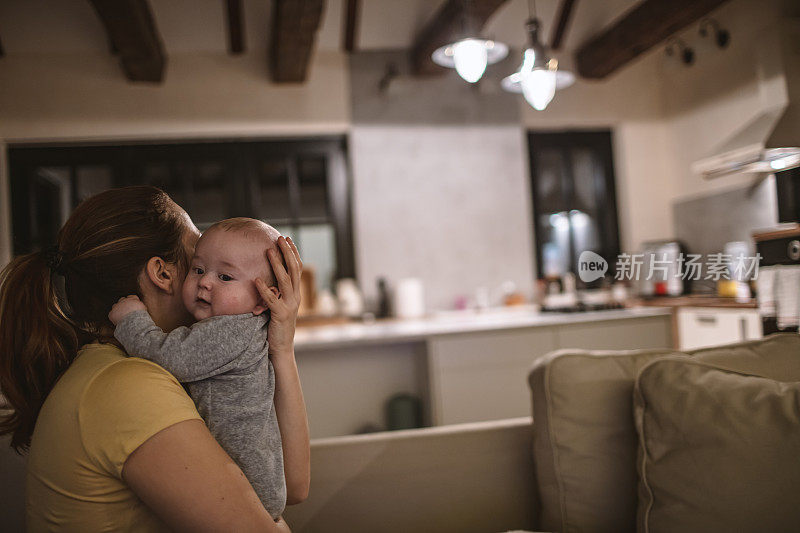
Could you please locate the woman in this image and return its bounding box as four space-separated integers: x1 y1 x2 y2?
0 186 309 531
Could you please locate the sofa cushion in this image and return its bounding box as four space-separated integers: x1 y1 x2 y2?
634 354 800 533
686 333 800 380
528 347 679 533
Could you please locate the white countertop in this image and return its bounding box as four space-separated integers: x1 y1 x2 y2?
294 305 671 350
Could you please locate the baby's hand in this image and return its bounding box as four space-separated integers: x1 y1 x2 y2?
109 295 146 325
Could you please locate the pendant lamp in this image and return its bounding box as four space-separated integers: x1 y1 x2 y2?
502 14 575 110
431 0 508 83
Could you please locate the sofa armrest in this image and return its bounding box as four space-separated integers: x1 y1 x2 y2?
283 417 536 533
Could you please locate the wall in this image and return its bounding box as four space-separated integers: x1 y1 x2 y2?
350 125 535 310
348 50 534 310
658 0 792 202
649 0 798 254
0 50 350 141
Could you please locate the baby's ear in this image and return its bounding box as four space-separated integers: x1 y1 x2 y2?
252 286 281 315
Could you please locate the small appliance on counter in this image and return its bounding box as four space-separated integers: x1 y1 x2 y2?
753 224 800 334
638 240 691 297
540 273 625 313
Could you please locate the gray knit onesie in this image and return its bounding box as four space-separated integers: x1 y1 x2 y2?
114 310 286 519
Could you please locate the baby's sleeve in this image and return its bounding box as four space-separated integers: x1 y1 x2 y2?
114 310 254 382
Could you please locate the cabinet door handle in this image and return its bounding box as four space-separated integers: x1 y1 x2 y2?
696 315 717 325
740 317 748 340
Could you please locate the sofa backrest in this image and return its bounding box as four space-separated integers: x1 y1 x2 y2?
284 417 537 533
527 347 679 533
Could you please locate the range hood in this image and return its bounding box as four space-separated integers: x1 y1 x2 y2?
692 20 800 180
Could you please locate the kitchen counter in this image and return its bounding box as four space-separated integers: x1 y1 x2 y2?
634 295 758 309
295 305 672 350
295 305 673 438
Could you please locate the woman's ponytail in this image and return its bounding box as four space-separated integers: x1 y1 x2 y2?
0 186 192 453
0 249 86 453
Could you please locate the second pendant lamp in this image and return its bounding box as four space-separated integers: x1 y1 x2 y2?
502 15 575 110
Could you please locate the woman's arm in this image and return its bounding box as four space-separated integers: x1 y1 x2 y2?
123 419 291 532
271 354 310 504
258 236 310 504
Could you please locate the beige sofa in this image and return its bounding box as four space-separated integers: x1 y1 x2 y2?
285 333 800 533
3 334 799 532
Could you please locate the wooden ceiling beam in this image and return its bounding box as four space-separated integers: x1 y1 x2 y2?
269 0 324 83
225 0 245 55
410 0 510 76
87 0 166 82
549 0 577 51
575 0 730 79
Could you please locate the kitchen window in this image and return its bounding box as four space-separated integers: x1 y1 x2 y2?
8 138 354 291
527 130 621 285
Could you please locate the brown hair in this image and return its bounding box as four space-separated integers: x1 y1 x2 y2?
0 186 193 452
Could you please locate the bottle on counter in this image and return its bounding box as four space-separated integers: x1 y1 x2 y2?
376 277 392 319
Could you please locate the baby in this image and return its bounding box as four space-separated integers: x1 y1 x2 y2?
109 217 286 519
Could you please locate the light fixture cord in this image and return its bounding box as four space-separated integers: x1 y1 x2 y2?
528 0 537 19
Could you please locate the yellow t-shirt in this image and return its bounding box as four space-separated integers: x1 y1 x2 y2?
26 342 202 532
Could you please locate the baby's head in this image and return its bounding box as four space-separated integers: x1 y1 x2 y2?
182 217 281 321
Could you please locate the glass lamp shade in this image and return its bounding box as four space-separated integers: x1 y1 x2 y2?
522 68 557 110
432 38 509 84
453 39 488 83
501 48 576 111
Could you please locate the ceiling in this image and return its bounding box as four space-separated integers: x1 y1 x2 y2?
0 0 641 57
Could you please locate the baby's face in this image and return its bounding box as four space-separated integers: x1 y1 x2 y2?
182 228 272 321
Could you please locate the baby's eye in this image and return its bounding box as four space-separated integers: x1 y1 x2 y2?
193 267 204 275
219 274 233 282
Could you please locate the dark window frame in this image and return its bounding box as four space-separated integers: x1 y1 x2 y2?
527 130 621 283
8 136 356 281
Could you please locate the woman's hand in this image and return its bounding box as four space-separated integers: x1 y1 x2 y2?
256 236 303 360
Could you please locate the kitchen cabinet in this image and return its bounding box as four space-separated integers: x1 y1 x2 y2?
427 314 671 426
427 328 558 425
554 316 672 351
676 307 762 351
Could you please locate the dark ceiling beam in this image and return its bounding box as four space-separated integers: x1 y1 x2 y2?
269 0 324 83
575 0 730 79
549 0 577 51
343 0 359 52
410 0 510 76
87 0 166 82
225 0 245 54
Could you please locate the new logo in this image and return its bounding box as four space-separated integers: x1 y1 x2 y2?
578 251 608 282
